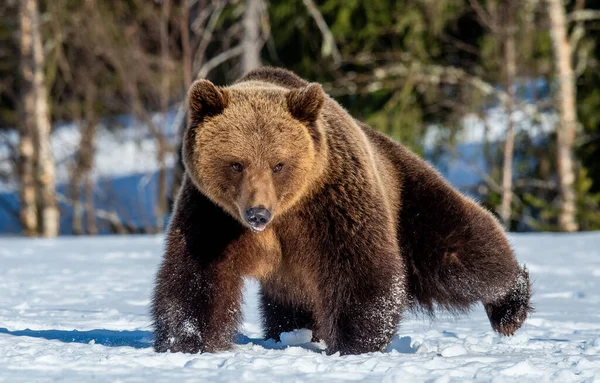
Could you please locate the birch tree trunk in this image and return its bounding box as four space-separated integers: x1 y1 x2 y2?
18 0 38 237
17 127 37 236
547 0 579 232
500 4 517 230
242 0 263 74
19 0 59 237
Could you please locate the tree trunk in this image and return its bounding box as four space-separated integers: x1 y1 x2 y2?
547 0 579 232
72 86 97 235
170 0 193 212
500 5 517 230
71 103 84 236
18 0 38 236
242 0 263 74
17 127 38 237
19 0 59 237
84 174 97 235
156 0 171 231
181 1 192 94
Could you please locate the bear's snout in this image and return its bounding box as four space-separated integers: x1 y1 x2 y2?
245 206 272 232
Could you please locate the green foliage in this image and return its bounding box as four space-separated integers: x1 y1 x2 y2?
365 89 426 153
524 169 600 231
2 0 600 231
0 3 19 129
268 0 468 148
577 37 600 194
522 192 560 232
575 169 600 230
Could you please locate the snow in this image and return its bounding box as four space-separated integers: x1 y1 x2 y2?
0 115 181 234
0 112 179 193
423 106 556 147
1 233 600 382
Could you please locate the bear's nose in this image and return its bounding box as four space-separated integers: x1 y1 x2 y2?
245 206 272 230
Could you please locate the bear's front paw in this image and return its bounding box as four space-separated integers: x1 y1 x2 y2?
154 333 203 354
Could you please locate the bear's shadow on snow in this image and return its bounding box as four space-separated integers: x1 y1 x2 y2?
0 327 153 349
234 333 326 353
235 333 419 354
0 328 418 354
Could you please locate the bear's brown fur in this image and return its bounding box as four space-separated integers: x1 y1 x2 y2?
152 67 532 355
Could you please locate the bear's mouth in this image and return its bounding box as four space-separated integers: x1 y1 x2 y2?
248 222 267 233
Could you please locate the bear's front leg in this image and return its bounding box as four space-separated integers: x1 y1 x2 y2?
152 177 246 354
152 251 244 353
321 261 407 355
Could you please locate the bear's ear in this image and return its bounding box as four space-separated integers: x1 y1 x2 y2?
286 83 325 124
187 79 229 123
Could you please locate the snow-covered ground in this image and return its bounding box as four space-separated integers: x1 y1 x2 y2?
1 233 600 382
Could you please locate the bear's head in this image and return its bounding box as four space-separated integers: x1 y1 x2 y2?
183 79 327 232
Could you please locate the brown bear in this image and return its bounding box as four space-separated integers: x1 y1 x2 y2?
151 67 532 355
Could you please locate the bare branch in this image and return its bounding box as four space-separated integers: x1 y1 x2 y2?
197 45 245 79
468 0 498 34
192 0 226 75
440 33 481 56
302 0 341 67
569 0 592 77
191 3 214 36
514 179 557 190
324 60 544 121
567 9 600 23
55 192 129 234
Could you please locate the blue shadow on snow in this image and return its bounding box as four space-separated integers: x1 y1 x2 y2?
0 328 419 353
0 328 153 349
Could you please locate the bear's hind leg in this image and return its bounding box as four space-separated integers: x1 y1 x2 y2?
406 240 533 336
484 265 532 336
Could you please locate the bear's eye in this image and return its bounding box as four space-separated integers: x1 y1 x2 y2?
231 162 244 172
272 163 284 173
